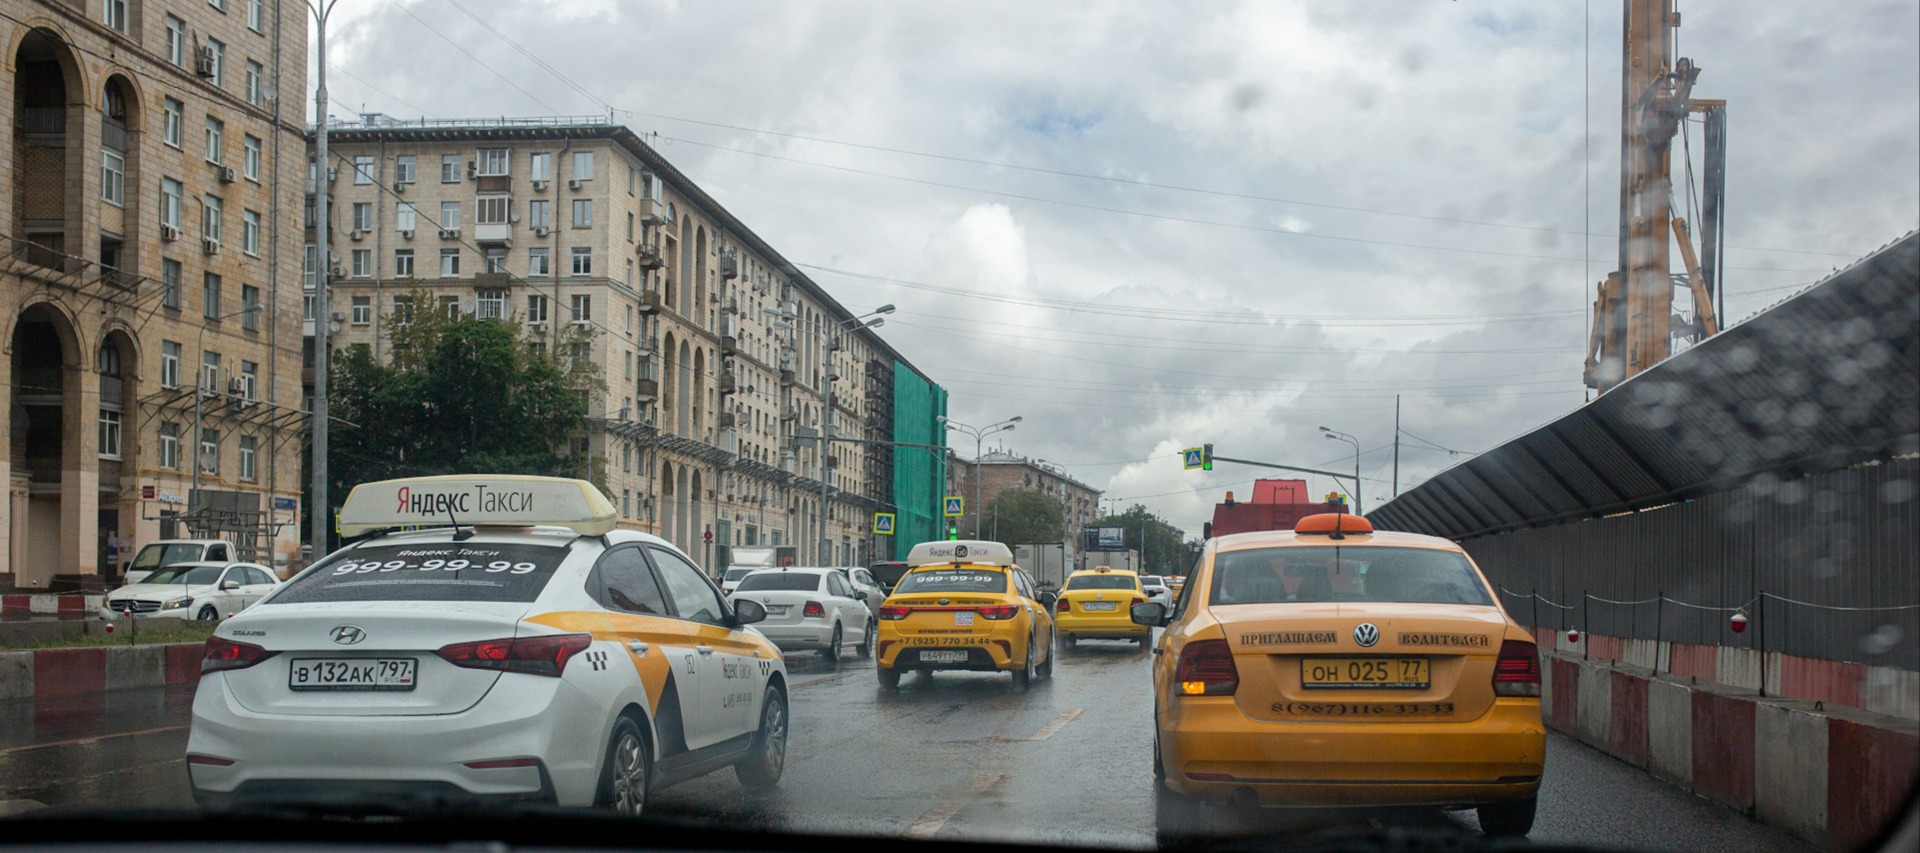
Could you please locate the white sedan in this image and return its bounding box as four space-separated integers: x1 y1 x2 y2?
102 562 280 621
1138 574 1174 609
727 568 873 661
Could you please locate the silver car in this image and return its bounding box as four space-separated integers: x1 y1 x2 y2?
727 568 873 661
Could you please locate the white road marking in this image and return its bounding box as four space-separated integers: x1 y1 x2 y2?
0 725 188 756
1026 708 1084 741
902 771 1008 839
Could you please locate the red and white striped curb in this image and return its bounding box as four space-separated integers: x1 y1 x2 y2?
0 641 205 701
0 594 105 615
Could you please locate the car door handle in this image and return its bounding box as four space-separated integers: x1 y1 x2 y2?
626 641 649 654
696 645 715 656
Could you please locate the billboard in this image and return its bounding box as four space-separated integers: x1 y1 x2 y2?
1096 527 1126 549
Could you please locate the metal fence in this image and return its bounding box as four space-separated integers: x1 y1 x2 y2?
1465 457 1919 671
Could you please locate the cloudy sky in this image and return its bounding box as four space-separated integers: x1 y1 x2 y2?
310 1 1919 536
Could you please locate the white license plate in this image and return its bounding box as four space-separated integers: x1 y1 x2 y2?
1083 602 1118 611
289 658 418 692
765 605 790 615
920 650 969 663
954 612 976 626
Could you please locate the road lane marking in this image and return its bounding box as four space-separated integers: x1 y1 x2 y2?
0 725 188 757
902 771 1007 839
792 670 865 689
1024 708 1084 741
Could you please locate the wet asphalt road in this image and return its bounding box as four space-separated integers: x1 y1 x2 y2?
1 637 1816 851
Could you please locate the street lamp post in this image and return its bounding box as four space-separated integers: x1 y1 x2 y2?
937 415 1021 537
308 0 340 558
1319 426 1362 515
769 304 893 565
192 306 263 532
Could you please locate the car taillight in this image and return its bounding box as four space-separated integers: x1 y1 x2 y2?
1174 639 1238 696
1493 640 1542 696
978 605 1019 620
202 636 277 674
802 601 826 618
436 633 592 678
878 605 911 620
1055 598 1070 612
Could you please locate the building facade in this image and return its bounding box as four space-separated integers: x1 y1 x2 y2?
309 116 941 570
1 0 309 590
946 450 1102 544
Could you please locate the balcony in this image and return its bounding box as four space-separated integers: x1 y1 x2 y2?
719 372 737 395
779 368 795 387
719 412 737 430
637 243 663 269
637 290 662 313
473 271 512 288
721 335 737 356
639 197 668 226
474 223 512 245
636 378 659 400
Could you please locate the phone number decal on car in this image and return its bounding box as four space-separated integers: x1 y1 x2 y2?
905 637 983 646
1270 702 1456 716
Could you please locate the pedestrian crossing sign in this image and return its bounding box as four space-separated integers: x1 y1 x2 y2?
873 512 896 535
1182 447 1205 470
943 496 965 517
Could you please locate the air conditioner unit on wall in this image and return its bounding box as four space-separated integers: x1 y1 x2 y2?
160 224 181 242
568 179 583 191
202 237 221 255
399 229 414 240
218 166 237 184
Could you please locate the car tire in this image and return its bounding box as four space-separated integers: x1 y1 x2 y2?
596 716 650 815
877 666 901 691
1154 780 1212 849
823 624 842 663
1476 794 1537 837
196 606 218 621
1012 631 1036 689
1035 630 1054 679
735 685 788 791
1136 634 1150 649
855 619 874 658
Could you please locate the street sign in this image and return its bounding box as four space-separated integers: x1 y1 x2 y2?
943 496 965 517
273 496 297 511
873 512 896 535
1182 447 1205 470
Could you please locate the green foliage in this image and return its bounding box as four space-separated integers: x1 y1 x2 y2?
984 489 1067 551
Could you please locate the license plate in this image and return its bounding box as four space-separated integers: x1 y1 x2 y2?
1301 657 1429 689
289 658 418 691
765 605 790 615
920 650 969 663
954 612 975 626
1082 602 1118 611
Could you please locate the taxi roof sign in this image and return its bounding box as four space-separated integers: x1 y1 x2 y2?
337 475 618 537
905 540 1016 567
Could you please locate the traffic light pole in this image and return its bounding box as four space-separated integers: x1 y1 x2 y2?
1207 454 1365 512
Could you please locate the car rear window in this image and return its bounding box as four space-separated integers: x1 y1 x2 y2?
724 568 756 582
1067 575 1139 591
894 568 1006 594
272 542 570 604
1210 546 1491 606
735 572 822 592
1140 576 1165 585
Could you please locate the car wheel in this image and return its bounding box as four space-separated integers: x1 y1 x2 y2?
196 606 219 621
1035 630 1054 679
1012 631 1036 689
855 619 874 658
597 716 650 815
877 666 901 691
1136 634 1151 649
735 685 788 791
1154 780 1211 848
822 624 842 663
1476 794 1537 837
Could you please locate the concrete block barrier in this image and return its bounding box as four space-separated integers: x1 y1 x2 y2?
0 651 32 701
1827 715 1920 853
1755 701 1828 845
1609 668 1649 768
1646 677 1693 787
1690 688 1758 812
3 643 204 701
0 594 104 615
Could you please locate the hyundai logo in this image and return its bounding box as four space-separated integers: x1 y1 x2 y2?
330 625 366 645
1353 623 1381 648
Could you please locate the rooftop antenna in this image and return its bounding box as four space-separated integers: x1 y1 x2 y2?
449 504 472 542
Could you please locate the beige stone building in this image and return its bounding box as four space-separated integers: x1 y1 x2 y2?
1 0 308 590
311 116 919 569
946 449 1102 542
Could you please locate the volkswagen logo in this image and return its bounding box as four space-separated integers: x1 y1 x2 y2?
330 625 366 645
937 598 952 606
1353 623 1381 648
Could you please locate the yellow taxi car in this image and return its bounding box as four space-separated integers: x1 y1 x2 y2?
1133 513 1545 839
1054 566 1149 647
1164 575 1187 603
874 540 1056 691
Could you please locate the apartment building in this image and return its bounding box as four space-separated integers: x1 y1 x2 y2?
947 450 1103 542
0 0 308 590
309 116 944 569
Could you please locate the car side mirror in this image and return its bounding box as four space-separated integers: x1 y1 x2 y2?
854 590 868 601
1038 591 1058 608
220 580 241 591
733 598 768 626
1130 602 1168 627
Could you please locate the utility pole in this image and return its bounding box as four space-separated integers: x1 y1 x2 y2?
1392 394 1401 499
308 0 339 559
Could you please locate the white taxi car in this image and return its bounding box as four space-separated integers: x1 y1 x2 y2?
186 475 789 815
103 562 280 621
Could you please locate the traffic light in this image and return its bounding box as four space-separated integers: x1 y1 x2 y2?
948 525 959 540
1202 443 1213 471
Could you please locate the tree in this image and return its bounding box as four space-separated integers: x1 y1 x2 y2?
984 489 1067 551
1090 504 1198 574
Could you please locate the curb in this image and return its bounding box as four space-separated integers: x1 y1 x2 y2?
0 595 103 615
0 641 205 701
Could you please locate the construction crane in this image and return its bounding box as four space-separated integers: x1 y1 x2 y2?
1584 0 1728 394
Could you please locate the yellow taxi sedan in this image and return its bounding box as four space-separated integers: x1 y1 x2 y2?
874 540 1056 691
1133 513 1546 840
1054 567 1149 647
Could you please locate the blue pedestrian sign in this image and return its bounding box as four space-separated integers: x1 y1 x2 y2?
873 512 896 535
1182 447 1205 470
943 496 965 518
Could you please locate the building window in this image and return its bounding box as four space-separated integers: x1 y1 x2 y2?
439 295 460 318
529 200 551 228
161 178 183 229
166 17 185 66
239 436 257 481
527 294 549 324
243 210 261 255
529 247 550 276
163 98 183 147
573 150 594 180
160 423 181 469
477 288 506 320
476 196 509 225
624 351 633 380
209 0 224 9
351 202 373 231
571 247 592 276
439 249 460 277
241 285 260 330
627 211 634 241
354 155 374 184
100 151 125 205
570 294 592 325
247 0 263 31
441 154 460 183
244 135 261 180
240 360 258 400
204 117 224 163
161 260 182 309
392 295 415 326
440 201 461 229
203 273 222 319
572 199 593 227
483 247 506 274
396 202 417 232
207 39 224 86
203 194 223 242
303 244 318 289
161 342 182 388
98 410 122 459
476 148 509 176
626 259 634 288
394 249 414 277
351 295 372 324
201 351 221 391
530 153 551 181
198 428 220 475
246 61 263 106
627 166 636 195
103 0 128 32
395 155 416 183
351 249 371 277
